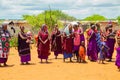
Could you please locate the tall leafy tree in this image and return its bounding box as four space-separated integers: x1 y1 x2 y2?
23 10 77 32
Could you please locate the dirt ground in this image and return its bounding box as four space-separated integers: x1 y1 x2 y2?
0 45 120 80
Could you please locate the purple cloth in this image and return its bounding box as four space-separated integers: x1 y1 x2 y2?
18 32 30 55
80 34 85 43
38 55 48 59
20 54 31 62
54 51 62 56
87 32 97 61
73 46 79 51
0 58 7 63
115 47 120 67
106 38 116 59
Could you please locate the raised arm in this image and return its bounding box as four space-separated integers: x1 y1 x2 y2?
19 32 27 39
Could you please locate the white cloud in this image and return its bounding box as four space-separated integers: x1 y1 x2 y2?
0 0 120 19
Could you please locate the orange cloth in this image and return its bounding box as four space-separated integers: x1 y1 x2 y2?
34 35 38 44
117 30 120 37
79 46 86 60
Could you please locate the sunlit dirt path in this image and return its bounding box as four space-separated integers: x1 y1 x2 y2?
0 45 120 80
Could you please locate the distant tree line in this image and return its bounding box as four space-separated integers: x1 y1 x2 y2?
23 10 120 32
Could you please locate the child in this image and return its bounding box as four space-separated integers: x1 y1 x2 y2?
26 31 33 43
115 37 120 71
98 36 109 64
79 41 86 63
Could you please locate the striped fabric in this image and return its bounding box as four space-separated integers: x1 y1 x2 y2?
96 32 102 53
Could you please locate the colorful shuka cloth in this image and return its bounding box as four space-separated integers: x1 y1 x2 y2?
0 30 10 62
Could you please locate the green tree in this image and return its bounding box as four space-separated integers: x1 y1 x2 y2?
23 10 77 32
117 16 120 24
84 14 107 21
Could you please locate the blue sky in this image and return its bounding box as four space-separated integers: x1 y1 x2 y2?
0 0 120 19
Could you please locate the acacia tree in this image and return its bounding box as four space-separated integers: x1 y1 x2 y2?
84 14 107 21
23 10 77 33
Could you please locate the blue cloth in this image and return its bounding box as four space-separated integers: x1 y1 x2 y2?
63 52 73 59
98 42 109 60
96 32 101 53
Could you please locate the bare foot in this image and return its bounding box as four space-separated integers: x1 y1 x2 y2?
46 59 48 63
20 63 24 65
107 59 112 62
70 60 73 62
83 60 87 63
40 59 43 63
46 60 48 63
118 67 120 71
63 58 65 62
55 56 57 59
26 62 30 65
4 63 8 66
0 64 2 67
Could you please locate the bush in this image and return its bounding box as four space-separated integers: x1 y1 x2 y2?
10 37 18 47
84 14 107 21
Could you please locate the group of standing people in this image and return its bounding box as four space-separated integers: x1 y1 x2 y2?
86 23 116 63
51 22 116 64
0 22 120 71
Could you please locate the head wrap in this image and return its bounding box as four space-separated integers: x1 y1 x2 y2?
41 24 48 33
64 24 73 35
2 23 7 29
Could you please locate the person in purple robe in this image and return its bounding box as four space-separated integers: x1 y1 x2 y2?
37 24 50 63
18 26 31 65
105 24 116 62
115 37 120 71
87 24 98 61
0 24 11 66
51 24 62 59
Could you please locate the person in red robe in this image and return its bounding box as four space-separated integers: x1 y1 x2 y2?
51 24 62 59
62 24 73 62
37 24 50 63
